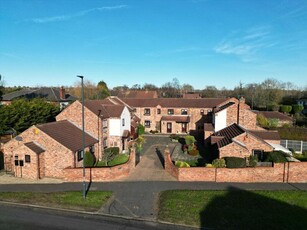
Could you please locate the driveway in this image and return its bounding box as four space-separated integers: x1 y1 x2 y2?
117 134 178 182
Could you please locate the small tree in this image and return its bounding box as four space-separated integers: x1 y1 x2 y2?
292 105 304 114
137 124 145 135
280 105 292 114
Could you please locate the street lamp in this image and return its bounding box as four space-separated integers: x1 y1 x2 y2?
77 75 86 199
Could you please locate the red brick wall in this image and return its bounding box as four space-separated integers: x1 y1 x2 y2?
219 142 251 158
64 148 136 182
164 150 307 182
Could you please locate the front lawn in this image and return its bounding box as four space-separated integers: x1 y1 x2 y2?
158 190 307 229
0 191 112 211
96 154 129 167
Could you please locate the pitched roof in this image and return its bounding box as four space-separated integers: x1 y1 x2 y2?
213 123 245 148
24 142 45 154
214 102 235 113
248 130 280 141
120 98 227 108
255 111 293 121
37 120 98 152
182 93 201 99
2 87 76 102
114 90 158 99
84 100 125 118
161 115 190 123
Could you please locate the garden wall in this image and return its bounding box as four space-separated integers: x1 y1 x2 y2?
164 150 307 183
64 149 135 182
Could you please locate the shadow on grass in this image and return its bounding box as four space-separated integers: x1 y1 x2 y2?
200 187 307 230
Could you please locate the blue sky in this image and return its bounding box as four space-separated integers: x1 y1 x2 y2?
1 0 307 89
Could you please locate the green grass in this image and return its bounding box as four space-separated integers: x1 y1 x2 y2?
0 191 112 211
95 154 129 167
108 154 129 166
158 190 307 229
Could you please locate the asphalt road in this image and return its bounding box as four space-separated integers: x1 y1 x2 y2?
0 204 195 230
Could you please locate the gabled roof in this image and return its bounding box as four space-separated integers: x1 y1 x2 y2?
24 142 45 154
120 98 227 108
114 90 158 99
213 123 245 148
214 102 235 113
2 87 76 102
84 100 125 118
37 120 98 152
255 111 293 121
161 115 190 123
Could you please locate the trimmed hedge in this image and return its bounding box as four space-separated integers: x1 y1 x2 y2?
224 157 246 168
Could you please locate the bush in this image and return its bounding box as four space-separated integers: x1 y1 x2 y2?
175 161 190 168
188 149 199 156
170 134 180 140
185 135 196 145
264 151 288 163
84 151 95 167
205 163 214 168
224 157 246 168
212 158 226 168
280 105 292 113
137 124 145 135
104 147 120 156
277 127 307 141
248 155 258 167
292 104 304 114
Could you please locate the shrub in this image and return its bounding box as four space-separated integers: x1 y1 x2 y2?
212 158 226 168
188 149 199 156
257 114 268 128
170 134 180 140
224 157 246 168
175 161 190 168
248 155 258 167
277 127 307 141
264 151 288 163
185 135 196 145
205 163 214 168
137 124 145 135
292 104 304 114
84 151 95 167
268 104 280 111
280 105 292 113
104 147 120 155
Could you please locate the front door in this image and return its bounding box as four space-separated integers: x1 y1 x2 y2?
182 123 187 133
167 122 172 133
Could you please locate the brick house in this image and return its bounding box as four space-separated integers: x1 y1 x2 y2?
117 97 229 134
56 100 131 157
3 120 98 180
210 123 279 159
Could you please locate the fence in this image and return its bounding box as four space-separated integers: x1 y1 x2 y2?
281 140 307 153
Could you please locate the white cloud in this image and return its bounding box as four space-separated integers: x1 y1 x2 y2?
28 5 128 23
214 26 276 62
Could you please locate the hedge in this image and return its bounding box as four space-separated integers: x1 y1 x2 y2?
84 151 95 167
224 157 246 168
264 151 288 163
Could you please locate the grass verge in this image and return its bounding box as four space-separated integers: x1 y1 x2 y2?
158 190 307 229
0 191 112 212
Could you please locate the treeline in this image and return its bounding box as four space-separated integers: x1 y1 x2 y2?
112 78 306 110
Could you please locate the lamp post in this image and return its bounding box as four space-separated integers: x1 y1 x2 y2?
77 75 86 199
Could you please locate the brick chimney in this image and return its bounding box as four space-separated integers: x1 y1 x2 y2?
237 96 245 125
59 86 65 100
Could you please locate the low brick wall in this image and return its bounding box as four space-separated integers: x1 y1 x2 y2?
164 150 307 183
64 149 136 182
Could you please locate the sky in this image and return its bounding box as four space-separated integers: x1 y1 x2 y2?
1 0 307 90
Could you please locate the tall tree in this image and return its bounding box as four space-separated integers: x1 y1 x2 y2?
201 86 219 98
96 80 110 99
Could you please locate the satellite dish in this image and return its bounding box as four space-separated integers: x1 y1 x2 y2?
15 136 23 141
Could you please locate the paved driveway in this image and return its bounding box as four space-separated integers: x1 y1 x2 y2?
117 135 178 182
